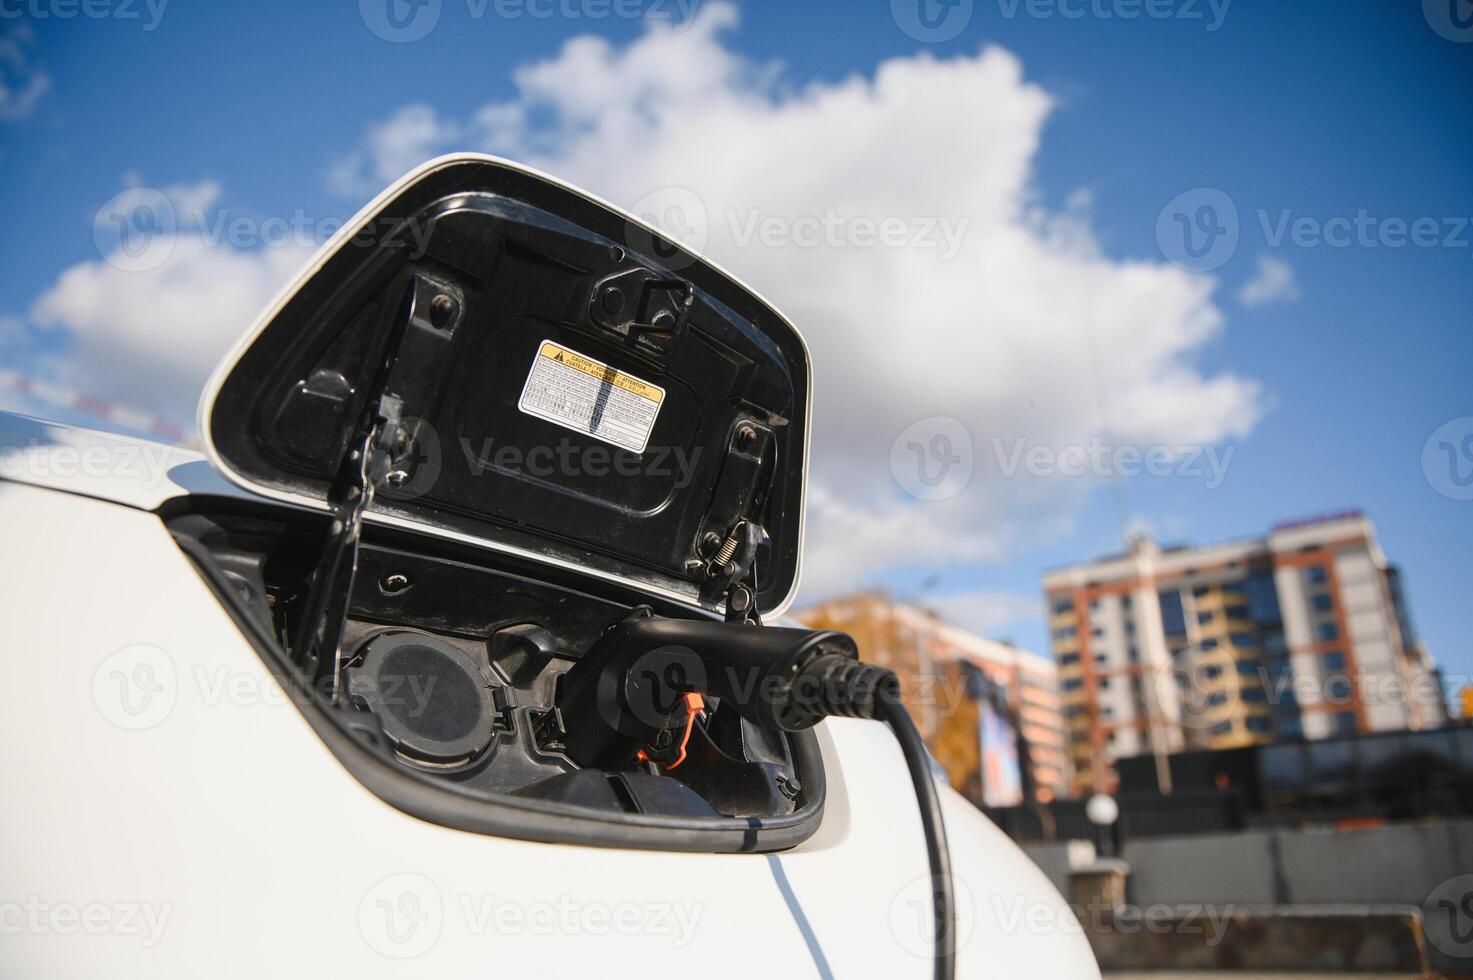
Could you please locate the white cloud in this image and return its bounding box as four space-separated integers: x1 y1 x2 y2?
29 236 312 426
1237 254 1300 307
928 589 1041 639
11 3 1264 603
328 105 461 200
328 2 1263 595
0 25 51 121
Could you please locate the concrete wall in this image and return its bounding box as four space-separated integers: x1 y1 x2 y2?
1030 819 1473 974
1120 820 1473 908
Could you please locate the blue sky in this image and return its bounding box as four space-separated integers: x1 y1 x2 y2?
1 0 1470 684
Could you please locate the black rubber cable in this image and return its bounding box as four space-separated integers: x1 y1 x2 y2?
878 696 957 980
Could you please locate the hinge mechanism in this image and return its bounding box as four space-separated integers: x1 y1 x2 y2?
291 271 464 702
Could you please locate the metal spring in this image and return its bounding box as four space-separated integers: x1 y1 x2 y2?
711 522 745 568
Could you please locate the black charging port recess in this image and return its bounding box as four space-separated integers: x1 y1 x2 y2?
162 500 827 853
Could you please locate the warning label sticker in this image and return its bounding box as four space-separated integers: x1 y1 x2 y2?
517 339 665 454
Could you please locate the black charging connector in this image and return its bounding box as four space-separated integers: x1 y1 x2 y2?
556 608 956 980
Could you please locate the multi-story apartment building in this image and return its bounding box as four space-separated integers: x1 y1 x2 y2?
793 593 1070 805
1043 512 1445 795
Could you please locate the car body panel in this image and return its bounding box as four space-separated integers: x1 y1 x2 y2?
0 462 1099 977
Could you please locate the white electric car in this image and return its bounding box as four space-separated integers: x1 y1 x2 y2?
0 155 1099 979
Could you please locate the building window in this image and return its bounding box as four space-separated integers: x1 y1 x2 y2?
1052 598 1073 616
1159 591 1186 636
1200 637 1220 650
1225 602 1249 620
1198 611 1215 625
1062 678 1083 692
1307 566 1328 586
1210 721 1233 736
1230 632 1255 648
1322 651 1345 672
1203 665 1223 679
1245 575 1282 625
1311 593 1334 613
1053 626 1077 640
1059 652 1080 666
1246 715 1273 734
1207 692 1228 706
1242 687 1267 704
1128 645 1140 663
1193 585 1211 598
1264 632 1288 655
1317 622 1340 642
1333 711 1357 734
1237 659 1262 676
